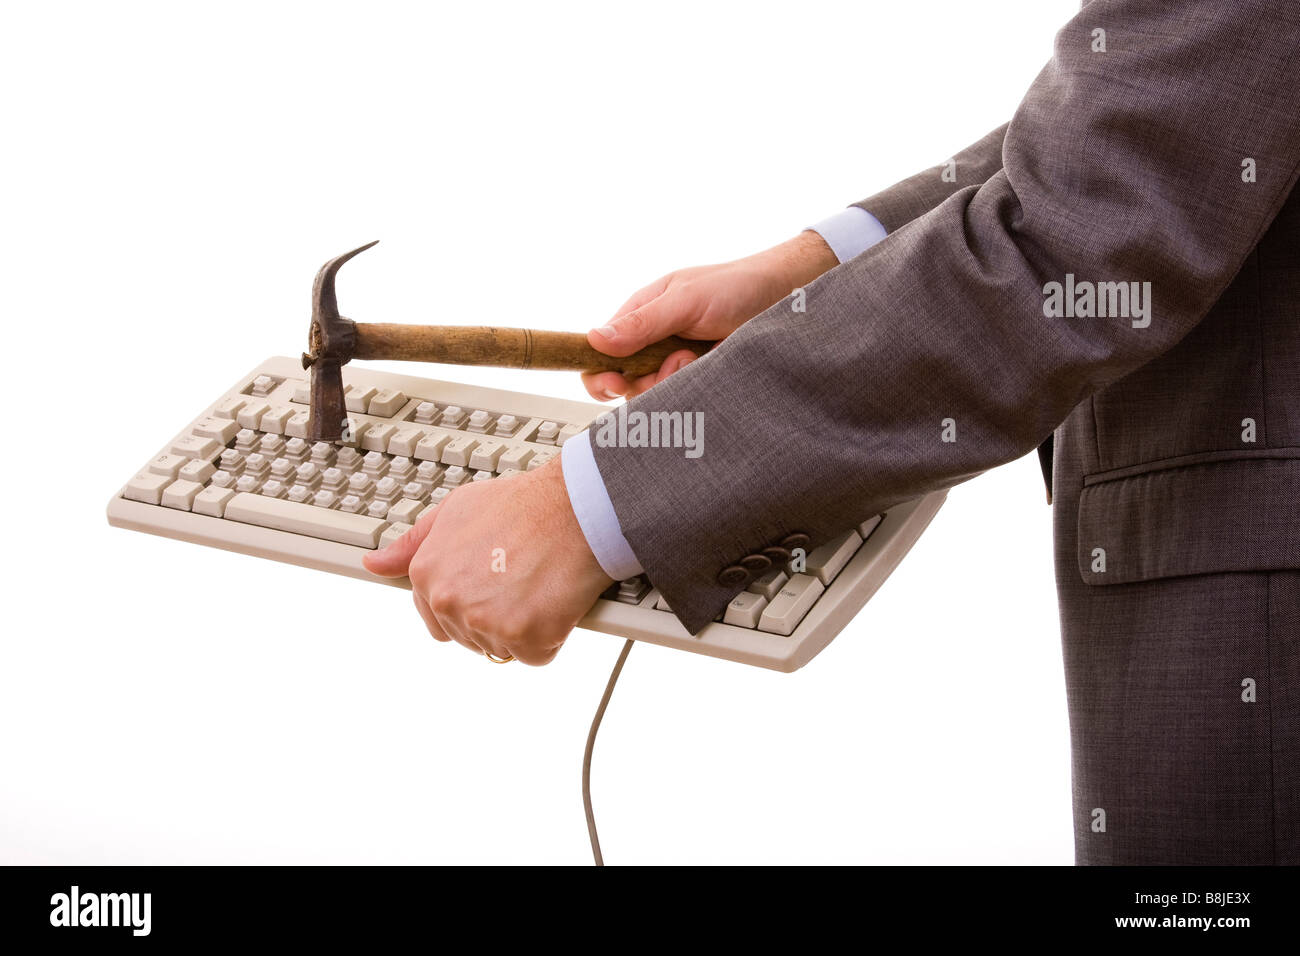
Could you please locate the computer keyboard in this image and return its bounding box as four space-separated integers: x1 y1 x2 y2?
107 356 946 671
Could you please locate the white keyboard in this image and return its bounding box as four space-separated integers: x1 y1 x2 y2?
107 356 945 671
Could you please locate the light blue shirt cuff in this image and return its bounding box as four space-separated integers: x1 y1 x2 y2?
808 206 889 263
561 429 645 580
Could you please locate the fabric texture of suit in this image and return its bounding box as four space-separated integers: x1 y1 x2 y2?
589 0 1300 862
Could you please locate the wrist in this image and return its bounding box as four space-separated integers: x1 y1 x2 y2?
531 459 613 588
750 231 839 291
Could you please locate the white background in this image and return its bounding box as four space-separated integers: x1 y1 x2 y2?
2 0 1079 864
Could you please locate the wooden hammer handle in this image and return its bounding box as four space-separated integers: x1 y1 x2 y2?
352 324 712 378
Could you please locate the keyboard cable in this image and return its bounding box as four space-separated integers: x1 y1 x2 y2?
582 638 635 866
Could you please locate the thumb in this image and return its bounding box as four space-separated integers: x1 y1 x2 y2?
363 507 438 577
588 295 676 358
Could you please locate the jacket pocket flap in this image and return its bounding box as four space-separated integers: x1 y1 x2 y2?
1077 452 1300 585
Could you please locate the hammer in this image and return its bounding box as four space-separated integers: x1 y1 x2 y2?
303 241 713 442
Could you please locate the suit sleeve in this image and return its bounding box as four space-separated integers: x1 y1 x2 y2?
854 123 1008 233
589 0 1300 633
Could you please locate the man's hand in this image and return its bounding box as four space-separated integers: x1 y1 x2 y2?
362 461 613 665
583 230 839 400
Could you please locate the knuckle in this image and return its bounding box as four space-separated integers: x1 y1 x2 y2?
620 308 649 338
429 588 456 617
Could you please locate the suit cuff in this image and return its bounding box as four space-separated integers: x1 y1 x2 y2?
560 429 645 580
808 206 889 263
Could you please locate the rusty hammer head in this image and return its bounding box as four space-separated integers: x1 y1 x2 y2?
302 240 377 442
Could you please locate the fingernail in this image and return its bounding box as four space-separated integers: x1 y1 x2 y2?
601 388 620 400
593 325 618 339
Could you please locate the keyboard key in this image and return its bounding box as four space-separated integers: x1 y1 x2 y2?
387 498 423 524
535 421 560 444
161 478 203 511
193 484 237 517
148 453 187 478
218 449 245 475
123 472 171 505
283 437 310 462
747 568 789 601
724 591 768 628
236 401 271 429
757 574 824 636
367 388 406 417
261 479 288 499
803 529 863 585
213 397 245 419
294 462 322 490
466 409 494 433
387 426 426 457
557 424 583 445
373 476 401 503
440 405 466 428
387 457 416 482
335 447 363 473
345 384 378 413
415 460 443 487
250 374 277 396
361 423 397 452
291 383 311 404
413 433 451 461
858 514 882 539
469 440 506 471
320 467 347 492
379 523 412 549
284 411 311 438
225 492 389 548
616 577 650 604
257 434 286 459
492 414 521 437
171 435 221 461
412 401 439 424
312 490 339 510
178 458 216 484
258 405 295 434
192 417 241 444
441 436 479 467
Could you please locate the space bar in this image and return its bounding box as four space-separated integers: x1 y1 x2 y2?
224 493 389 549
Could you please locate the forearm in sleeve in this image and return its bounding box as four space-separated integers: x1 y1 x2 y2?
590 0 1300 633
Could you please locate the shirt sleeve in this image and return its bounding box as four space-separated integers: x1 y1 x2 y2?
561 429 645 579
807 206 889 262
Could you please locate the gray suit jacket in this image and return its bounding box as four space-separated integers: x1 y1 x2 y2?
590 0 1300 634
